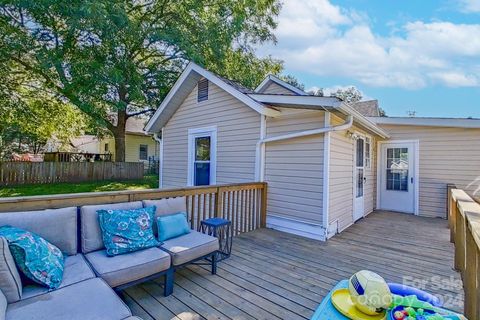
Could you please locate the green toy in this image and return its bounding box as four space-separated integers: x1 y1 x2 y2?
390 295 466 320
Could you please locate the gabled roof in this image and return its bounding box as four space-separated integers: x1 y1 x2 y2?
145 62 280 133
352 100 381 117
247 94 390 138
368 116 480 128
255 74 308 96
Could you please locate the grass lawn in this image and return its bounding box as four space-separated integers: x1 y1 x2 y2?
0 174 159 197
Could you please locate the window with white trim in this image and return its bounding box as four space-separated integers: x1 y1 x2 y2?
188 127 216 186
365 136 372 169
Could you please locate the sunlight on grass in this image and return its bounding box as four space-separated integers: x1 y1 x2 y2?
0 175 159 197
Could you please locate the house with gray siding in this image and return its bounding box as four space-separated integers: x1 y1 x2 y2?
146 62 480 240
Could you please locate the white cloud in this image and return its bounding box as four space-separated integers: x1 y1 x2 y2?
260 0 480 89
458 0 480 13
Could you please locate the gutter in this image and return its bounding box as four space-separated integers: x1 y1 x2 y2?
255 115 353 182
153 131 163 188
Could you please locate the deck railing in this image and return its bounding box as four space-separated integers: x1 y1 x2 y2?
448 186 480 320
0 182 268 235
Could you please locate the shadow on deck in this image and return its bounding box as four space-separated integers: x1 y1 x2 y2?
120 211 463 320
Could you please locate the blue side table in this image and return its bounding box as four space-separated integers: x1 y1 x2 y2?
200 218 232 262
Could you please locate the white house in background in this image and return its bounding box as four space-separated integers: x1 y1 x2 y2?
47 117 159 165
145 62 480 240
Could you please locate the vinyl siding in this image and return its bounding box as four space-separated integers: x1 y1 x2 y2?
379 124 480 218
162 82 260 188
265 108 325 224
261 82 297 95
329 114 377 232
100 135 157 165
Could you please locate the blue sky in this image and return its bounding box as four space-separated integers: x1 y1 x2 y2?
258 0 480 118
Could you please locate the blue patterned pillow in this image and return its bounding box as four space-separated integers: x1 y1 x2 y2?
98 206 160 256
0 226 64 290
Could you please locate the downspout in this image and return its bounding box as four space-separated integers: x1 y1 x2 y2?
255 115 353 182
153 129 163 188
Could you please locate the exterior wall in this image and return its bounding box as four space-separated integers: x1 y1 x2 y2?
378 124 480 218
162 82 260 188
328 114 377 233
265 108 325 225
100 135 157 165
261 82 296 95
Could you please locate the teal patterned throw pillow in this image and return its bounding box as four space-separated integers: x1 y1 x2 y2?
98 206 160 256
0 226 64 290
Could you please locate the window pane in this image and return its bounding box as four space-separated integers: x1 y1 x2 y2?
356 139 364 167
195 137 210 161
194 163 210 186
356 168 364 198
139 144 148 160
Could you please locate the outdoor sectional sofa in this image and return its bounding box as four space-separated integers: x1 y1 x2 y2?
0 196 219 320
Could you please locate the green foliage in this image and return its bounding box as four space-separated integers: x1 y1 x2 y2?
0 68 89 159
279 74 305 91
0 174 159 197
0 0 282 160
332 86 363 103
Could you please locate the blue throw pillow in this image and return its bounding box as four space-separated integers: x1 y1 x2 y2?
0 226 64 290
157 212 191 242
98 206 160 256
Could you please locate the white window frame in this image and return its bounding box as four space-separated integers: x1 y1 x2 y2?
187 126 217 186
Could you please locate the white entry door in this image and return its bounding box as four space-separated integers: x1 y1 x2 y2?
353 137 365 221
379 142 416 214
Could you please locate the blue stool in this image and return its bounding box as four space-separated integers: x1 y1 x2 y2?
200 218 232 262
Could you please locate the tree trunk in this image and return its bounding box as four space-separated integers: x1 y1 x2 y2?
113 110 127 162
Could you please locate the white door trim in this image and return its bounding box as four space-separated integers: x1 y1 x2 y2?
187 126 217 186
376 139 419 215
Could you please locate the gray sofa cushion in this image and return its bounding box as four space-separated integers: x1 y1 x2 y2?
0 238 21 303
143 197 187 217
161 230 219 266
0 286 7 320
85 247 170 288
80 201 143 253
6 278 132 320
0 207 77 255
22 254 95 300
143 197 188 235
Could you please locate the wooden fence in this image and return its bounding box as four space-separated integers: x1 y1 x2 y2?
448 186 480 320
0 162 144 185
0 182 268 235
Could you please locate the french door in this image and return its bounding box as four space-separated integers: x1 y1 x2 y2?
353 137 365 221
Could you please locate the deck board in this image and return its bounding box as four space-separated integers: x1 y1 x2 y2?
124 211 464 320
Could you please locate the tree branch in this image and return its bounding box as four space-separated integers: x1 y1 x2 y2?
127 109 156 118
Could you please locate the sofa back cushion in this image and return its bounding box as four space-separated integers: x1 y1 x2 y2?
143 197 188 235
143 197 187 217
0 237 22 303
80 201 143 253
0 287 6 320
0 207 77 255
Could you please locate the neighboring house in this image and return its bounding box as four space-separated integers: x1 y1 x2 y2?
47 117 159 165
145 62 480 240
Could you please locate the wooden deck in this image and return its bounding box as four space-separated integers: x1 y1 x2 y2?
121 211 464 320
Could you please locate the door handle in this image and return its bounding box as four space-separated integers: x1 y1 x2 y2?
411 177 414 183
364 177 367 182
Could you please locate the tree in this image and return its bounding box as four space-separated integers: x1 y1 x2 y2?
279 74 305 91
0 0 282 161
332 86 363 103
0 69 89 159
307 88 324 96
